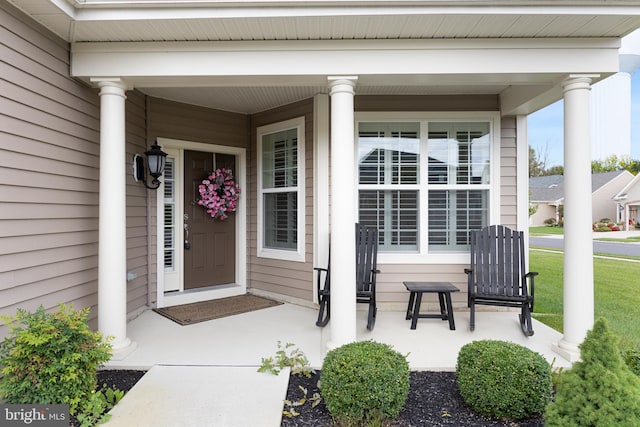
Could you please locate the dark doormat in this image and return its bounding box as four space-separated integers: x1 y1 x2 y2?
153 294 283 325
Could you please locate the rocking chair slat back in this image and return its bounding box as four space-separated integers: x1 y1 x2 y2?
466 225 537 336
472 225 526 298
356 224 378 295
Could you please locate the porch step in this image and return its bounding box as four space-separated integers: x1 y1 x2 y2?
104 365 289 427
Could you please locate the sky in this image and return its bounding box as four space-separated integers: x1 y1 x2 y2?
527 69 640 168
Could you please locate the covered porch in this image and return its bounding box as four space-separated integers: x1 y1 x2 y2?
107 300 571 371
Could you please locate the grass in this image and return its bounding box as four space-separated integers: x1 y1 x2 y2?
596 235 640 243
529 226 564 235
530 249 640 349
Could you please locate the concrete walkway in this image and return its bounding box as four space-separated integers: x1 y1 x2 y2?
105 365 289 427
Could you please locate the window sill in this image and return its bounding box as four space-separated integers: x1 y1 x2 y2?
257 248 306 263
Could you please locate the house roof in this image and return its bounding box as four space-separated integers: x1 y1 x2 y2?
8 0 640 114
530 170 632 203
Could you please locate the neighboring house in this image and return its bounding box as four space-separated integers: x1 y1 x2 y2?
2 0 639 362
614 172 640 230
530 171 635 226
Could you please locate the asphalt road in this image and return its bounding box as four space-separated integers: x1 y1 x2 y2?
530 236 640 257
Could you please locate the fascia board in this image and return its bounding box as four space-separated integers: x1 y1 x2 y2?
63 1 640 19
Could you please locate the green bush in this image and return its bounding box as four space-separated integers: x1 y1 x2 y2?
0 304 112 415
545 318 640 426
622 347 640 377
456 340 552 420
320 340 409 425
544 218 557 226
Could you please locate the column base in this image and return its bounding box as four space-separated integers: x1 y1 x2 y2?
110 339 138 361
552 339 582 363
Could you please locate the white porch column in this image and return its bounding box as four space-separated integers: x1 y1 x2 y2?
94 78 136 359
327 76 358 349
554 75 596 362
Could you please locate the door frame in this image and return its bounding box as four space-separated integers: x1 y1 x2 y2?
155 137 247 308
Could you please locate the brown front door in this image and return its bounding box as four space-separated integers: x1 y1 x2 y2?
184 150 236 290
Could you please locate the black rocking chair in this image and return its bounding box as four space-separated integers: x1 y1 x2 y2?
314 223 380 330
464 225 538 336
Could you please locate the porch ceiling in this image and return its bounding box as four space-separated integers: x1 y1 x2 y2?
9 0 640 114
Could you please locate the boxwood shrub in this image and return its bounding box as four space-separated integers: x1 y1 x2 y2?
456 340 552 420
319 340 409 425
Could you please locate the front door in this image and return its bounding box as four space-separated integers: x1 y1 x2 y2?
184 150 236 289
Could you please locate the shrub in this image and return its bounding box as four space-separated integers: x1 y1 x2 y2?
544 218 557 226
320 340 409 425
456 340 552 420
624 351 640 377
0 304 112 415
545 318 640 426
621 345 640 377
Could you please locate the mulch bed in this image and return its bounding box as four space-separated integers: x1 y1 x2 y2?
97 369 147 392
282 371 544 427
94 370 544 426
69 370 147 427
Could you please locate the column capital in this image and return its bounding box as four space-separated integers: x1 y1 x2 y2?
561 75 598 93
91 77 131 94
328 76 357 95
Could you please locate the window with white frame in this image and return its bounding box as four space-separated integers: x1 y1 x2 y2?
257 117 305 261
357 117 493 257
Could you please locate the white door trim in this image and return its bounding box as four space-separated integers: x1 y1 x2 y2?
155 137 247 308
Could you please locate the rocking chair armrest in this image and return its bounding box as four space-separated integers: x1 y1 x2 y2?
314 267 330 293
524 272 537 311
464 268 475 304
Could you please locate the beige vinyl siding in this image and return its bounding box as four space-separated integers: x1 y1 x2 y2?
355 95 500 112
248 99 315 301
0 0 101 338
125 90 151 313
500 116 518 228
147 97 250 149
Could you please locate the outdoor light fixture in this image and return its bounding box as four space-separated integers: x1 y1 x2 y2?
133 142 168 190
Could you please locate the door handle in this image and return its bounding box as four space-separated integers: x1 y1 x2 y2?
184 223 191 250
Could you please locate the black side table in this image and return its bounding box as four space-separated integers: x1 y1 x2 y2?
403 282 460 330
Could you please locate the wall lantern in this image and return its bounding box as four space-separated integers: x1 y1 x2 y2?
133 142 168 190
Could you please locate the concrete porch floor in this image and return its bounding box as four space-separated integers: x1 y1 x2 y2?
104 303 571 426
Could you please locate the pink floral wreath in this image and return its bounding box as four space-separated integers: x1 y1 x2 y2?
197 168 240 220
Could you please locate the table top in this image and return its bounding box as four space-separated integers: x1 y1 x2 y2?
403 281 460 292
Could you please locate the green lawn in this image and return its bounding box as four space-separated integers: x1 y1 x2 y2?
596 235 640 243
530 249 640 349
529 226 564 236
